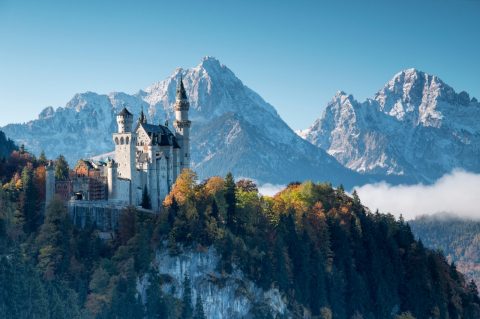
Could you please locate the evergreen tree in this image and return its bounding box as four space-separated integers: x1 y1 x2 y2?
181 275 193 319
142 186 152 209
39 150 47 165
36 198 72 280
224 172 236 231
55 154 69 180
20 166 39 233
193 294 206 319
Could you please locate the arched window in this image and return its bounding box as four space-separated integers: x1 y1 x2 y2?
126 136 130 144
115 137 119 145
120 137 124 145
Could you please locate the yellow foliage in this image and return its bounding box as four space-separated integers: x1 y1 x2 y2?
204 176 225 196
15 179 23 190
164 169 197 206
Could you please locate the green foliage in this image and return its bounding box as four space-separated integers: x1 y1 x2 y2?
410 215 480 289
224 172 236 231
193 294 206 319
0 130 17 159
141 186 152 209
181 275 193 319
54 154 69 180
0 150 479 319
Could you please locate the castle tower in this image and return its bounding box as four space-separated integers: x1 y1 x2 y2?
45 161 56 206
107 159 117 200
113 107 136 181
173 77 191 171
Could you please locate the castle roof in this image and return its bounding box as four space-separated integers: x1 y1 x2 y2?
118 107 132 117
176 78 188 100
138 123 180 148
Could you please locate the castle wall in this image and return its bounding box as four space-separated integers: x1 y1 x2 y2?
68 201 124 232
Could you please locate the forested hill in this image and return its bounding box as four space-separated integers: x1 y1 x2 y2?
0 150 479 319
410 215 480 290
0 130 17 159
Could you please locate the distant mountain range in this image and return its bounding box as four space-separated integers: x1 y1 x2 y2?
1 57 362 186
3 59 479 186
299 69 480 183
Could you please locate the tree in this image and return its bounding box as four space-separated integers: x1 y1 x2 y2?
141 186 152 209
39 150 47 165
236 179 258 193
36 198 72 280
224 172 236 231
55 155 69 180
20 166 39 233
181 275 193 319
193 294 206 319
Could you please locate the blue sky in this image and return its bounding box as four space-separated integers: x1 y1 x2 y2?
1 0 479 129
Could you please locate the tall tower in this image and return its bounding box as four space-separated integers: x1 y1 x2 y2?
113 107 136 180
173 77 191 171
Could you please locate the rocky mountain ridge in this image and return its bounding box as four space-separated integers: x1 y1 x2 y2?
300 68 480 182
2 57 361 186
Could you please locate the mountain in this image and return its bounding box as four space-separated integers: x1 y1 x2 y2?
410 214 480 289
2 57 363 187
300 69 480 183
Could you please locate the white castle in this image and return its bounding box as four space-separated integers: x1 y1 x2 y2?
45 79 191 215
108 79 191 210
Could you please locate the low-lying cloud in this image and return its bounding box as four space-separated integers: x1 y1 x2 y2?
354 170 480 220
258 183 286 196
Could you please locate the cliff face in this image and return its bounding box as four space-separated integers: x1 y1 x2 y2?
137 247 288 319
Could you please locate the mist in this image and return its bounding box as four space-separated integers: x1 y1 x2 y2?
354 170 480 220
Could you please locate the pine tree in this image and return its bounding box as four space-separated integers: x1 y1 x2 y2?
181 275 193 319
193 294 206 319
224 172 236 231
39 150 47 165
55 155 69 180
142 186 152 209
20 166 39 233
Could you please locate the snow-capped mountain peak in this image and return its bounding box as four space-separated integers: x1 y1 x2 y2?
301 69 480 182
2 57 361 186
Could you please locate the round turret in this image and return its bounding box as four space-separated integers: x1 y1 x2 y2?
117 107 133 133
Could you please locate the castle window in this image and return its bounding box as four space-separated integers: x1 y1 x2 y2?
126 136 130 144
120 137 124 145
115 137 119 145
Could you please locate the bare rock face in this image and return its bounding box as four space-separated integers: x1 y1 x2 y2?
2 57 361 186
301 69 480 183
136 247 288 319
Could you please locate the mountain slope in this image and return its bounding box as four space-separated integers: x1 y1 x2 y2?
2 57 362 186
410 214 480 289
301 69 480 183
0 130 17 159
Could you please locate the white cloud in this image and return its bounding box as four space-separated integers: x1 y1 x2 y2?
353 170 480 220
258 183 286 196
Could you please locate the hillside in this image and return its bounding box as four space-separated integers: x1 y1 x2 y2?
0 150 479 319
0 130 17 159
1 57 363 187
300 69 480 183
410 215 480 289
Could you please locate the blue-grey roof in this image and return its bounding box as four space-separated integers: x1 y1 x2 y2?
139 123 180 148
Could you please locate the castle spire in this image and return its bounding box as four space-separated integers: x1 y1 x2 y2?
139 107 147 124
176 76 188 100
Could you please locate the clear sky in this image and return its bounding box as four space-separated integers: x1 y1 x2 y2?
1 0 479 130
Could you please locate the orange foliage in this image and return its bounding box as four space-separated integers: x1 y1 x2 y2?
164 169 197 206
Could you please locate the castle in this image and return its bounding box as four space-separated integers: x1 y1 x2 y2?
45 79 191 227
107 77 191 210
